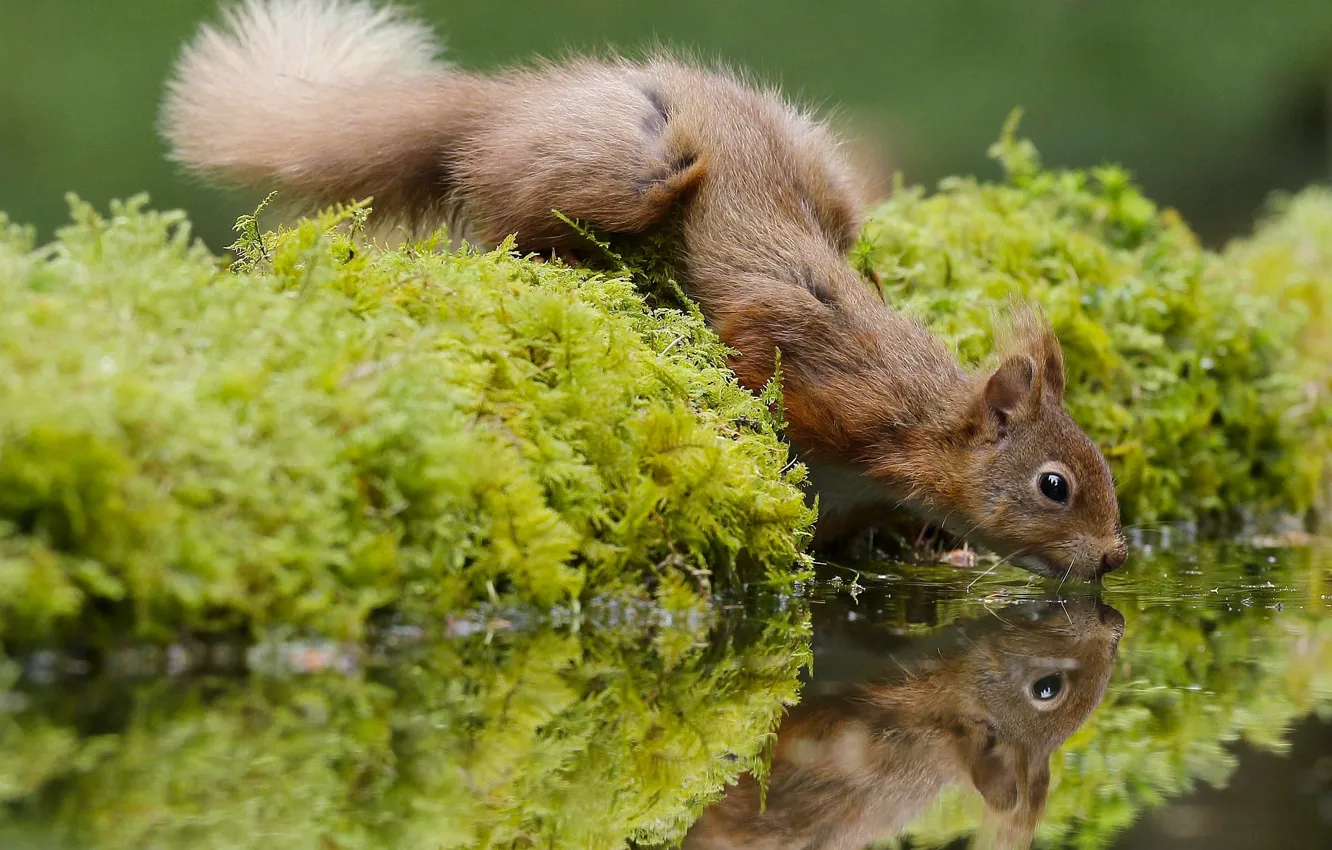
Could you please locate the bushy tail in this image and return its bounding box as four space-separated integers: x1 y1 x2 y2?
161 0 475 223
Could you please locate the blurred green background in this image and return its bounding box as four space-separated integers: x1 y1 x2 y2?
3 0 1332 251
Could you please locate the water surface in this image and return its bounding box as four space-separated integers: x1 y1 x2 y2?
3 541 1329 849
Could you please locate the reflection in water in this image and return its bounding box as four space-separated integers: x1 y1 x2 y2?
685 596 1125 850
0 599 810 850
1 543 1329 849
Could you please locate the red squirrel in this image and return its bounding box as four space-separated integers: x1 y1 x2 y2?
683 595 1126 849
161 0 1128 580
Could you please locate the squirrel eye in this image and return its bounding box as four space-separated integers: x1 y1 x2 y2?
1032 673 1063 702
1038 472 1069 504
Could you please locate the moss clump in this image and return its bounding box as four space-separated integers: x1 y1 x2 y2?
0 196 812 647
1227 188 1332 374
1225 187 1332 517
854 114 1330 528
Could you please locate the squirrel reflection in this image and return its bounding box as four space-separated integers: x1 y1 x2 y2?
684 595 1125 850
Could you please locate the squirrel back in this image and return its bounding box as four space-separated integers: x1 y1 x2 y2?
163 0 1128 581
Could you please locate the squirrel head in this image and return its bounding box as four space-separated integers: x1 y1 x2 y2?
952 307 1126 581
950 596 1125 848
683 595 1123 850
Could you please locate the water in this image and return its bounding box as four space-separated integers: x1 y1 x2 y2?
2 541 1329 849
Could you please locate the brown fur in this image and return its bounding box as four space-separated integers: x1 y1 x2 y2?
161 0 1128 580
683 596 1126 850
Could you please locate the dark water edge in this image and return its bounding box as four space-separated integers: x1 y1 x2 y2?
2 541 1330 849
1106 713 1332 849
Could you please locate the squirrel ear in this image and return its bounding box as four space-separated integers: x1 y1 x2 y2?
990 303 1065 409
974 755 1050 850
1041 332 1066 403
984 354 1038 426
1026 757 1051 817
957 717 1021 813
970 745 1021 812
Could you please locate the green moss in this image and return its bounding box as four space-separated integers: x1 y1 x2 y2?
0 196 813 646
854 114 1331 528
1224 187 1332 518
1227 188 1332 369
0 598 811 850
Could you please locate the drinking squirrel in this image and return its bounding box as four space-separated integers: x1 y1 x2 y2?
161 0 1128 580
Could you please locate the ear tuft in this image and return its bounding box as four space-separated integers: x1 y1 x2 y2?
991 302 1067 407
1039 326 1066 403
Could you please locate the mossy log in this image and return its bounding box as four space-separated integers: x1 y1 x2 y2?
0 198 812 646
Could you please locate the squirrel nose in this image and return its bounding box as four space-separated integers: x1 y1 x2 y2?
1098 548 1127 577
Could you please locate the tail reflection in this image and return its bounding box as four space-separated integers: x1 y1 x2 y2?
684 595 1125 850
